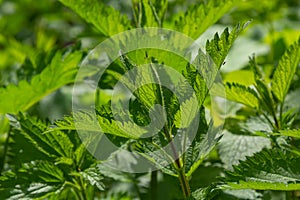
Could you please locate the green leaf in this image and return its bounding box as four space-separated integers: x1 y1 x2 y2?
0 161 65 199
221 189 262 200
150 0 168 23
59 0 131 37
249 55 263 81
223 70 255 86
185 108 220 177
191 184 220 200
0 51 82 114
0 35 37 67
206 22 248 68
224 83 260 109
97 163 134 182
276 129 300 139
18 114 74 158
55 108 147 139
174 94 199 128
33 161 65 183
9 183 61 200
54 111 101 133
224 149 300 191
174 0 237 39
98 115 147 139
272 37 300 102
255 79 276 114
80 166 105 191
135 140 178 176
218 131 271 170
132 0 160 27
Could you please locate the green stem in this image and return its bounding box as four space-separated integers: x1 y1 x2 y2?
96 88 100 107
279 102 284 129
177 167 190 199
79 177 88 200
150 171 158 200
149 60 190 198
133 179 142 199
164 127 190 199
70 187 81 200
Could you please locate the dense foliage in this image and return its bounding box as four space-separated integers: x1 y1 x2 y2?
0 0 300 199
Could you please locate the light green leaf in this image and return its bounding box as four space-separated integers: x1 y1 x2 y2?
174 94 199 128
218 131 271 170
224 149 300 191
59 0 131 37
206 23 248 68
174 0 237 39
0 34 37 67
224 82 259 109
277 129 300 139
272 37 300 102
0 51 82 114
223 70 255 86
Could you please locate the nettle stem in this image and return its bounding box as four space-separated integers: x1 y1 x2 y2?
177 163 190 198
165 127 191 199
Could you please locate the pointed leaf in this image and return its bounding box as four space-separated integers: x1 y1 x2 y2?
80 166 105 191
224 83 259 109
19 114 74 158
272 37 300 102
174 0 237 39
206 22 248 68
132 0 160 27
59 0 131 37
224 149 300 191
277 129 300 139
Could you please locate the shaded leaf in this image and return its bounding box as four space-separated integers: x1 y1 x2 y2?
218 131 271 169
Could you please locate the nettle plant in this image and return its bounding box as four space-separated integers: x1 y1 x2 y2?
0 0 299 199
